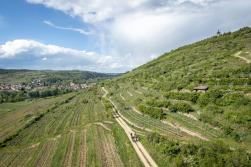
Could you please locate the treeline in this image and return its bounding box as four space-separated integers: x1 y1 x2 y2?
0 91 26 103
0 88 72 103
28 88 71 98
147 133 251 167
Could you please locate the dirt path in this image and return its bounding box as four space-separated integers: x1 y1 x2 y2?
105 134 124 167
120 94 126 101
132 106 143 115
63 132 76 167
104 121 114 124
102 87 158 167
79 129 87 167
102 87 109 97
94 122 112 131
35 139 58 167
29 142 40 148
127 91 133 97
161 120 209 141
112 105 154 134
135 90 143 95
98 127 114 167
116 115 158 167
98 126 124 167
234 51 251 63
178 112 198 121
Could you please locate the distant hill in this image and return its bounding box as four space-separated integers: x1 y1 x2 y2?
0 69 115 84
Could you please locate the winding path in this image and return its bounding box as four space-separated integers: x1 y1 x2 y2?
102 87 158 167
234 51 251 64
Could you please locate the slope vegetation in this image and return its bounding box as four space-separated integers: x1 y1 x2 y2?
105 27 251 166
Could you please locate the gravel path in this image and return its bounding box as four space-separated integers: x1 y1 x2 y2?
102 87 158 167
234 51 251 63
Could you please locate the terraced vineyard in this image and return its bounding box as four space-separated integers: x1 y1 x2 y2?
0 87 142 167
104 28 251 166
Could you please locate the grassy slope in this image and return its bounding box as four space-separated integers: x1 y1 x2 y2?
121 27 251 91
105 27 251 166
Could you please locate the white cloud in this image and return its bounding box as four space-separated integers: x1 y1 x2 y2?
26 0 218 23
22 0 251 72
0 39 121 72
0 39 95 58
43 20 93 35
42 57 47 61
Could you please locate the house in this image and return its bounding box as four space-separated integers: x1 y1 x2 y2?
81 84 88 89
69 82 81 90
193 85 208 93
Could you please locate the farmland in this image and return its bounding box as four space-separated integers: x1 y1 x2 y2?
0 87 142 167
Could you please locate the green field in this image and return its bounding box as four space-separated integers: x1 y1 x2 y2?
0 87 142 167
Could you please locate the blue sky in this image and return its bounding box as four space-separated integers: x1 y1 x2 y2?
0 0 251 73
0 0 96 51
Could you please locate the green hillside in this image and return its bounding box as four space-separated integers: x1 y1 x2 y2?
104 27 251 166
0 69 113 84
122 27 251 91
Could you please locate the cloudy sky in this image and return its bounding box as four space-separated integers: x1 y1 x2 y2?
0 0 251 73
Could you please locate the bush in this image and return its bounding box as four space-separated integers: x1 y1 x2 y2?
197 89 224 106
205 104 224 114
145 99 171 108
82 99 89 103
165 92 199 103
138 105 165 119
0 91 26 103
169 102 194 113
221 93 250 106
28 88 71 99
146 132 251 167
199 111 213 123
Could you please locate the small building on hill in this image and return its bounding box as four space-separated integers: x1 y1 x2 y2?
193 85 208 93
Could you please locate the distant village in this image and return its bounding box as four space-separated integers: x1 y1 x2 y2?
0 79 95 91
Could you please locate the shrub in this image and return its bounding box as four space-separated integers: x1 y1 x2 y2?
146 132 251 167
197 89 224 106
138 104 165 119
221 93 250 106
145 99 171 108
82 99 89 103
169 102 194 113
165 92 199 103
0 91 26 103
205 104 224 114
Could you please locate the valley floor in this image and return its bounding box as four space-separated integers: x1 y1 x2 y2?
0 87 142 167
